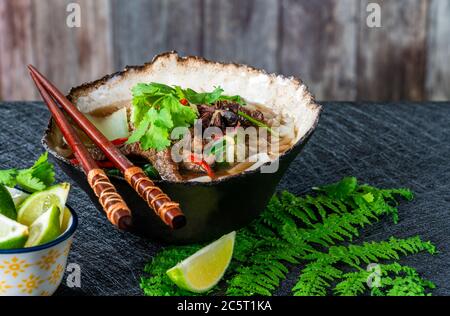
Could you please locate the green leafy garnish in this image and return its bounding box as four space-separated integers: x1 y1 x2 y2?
140 177 435 296
142 164 160 179
16 173 46 192
0 169 18 187
0 153 55 192
106 164 160 179
128 83 196 151
183 86 245 105
106 168 122 177
127 83 245 151
237 110 275 135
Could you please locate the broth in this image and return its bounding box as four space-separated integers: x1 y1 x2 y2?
81 100 296 181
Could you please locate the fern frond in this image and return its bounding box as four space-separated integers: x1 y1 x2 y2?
293 262 342 296
141 177 435 297
306 236 435 268
334 263 434 296
286 205 380 249
333 269 368 296
140 245 201 296
294 237 435 296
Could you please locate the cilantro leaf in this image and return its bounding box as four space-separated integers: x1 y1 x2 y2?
183 87 223 104
128 82 245 151
127 107 175 149
27 152 55 186
218 94 246 105
0 169 18 187
164 96 196 127
141 124 171 151
127 115 152 144
16 172 46 192
0 153 55 192
151 107 174 129
183 86 245 105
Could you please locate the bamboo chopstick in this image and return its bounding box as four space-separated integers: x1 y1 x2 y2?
29 71 132 230
28 65 186 230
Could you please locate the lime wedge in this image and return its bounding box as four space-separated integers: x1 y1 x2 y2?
167 231 235 293
25 205 61 247
6 187 29 207
60 207 72 232
17 183 70 226
0 214 28 249
0 184 17 220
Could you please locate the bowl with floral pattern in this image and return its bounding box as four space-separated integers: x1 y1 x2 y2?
0 206 77 296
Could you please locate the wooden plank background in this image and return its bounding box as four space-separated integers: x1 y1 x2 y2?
0 0 448 101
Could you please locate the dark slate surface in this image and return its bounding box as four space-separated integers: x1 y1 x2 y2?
0 101 449 296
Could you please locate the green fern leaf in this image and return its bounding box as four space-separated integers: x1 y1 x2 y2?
141 177 435 297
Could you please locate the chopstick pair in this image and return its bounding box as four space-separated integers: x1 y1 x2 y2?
28 66 186 230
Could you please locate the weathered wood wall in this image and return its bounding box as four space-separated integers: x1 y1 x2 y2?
0 0 448 101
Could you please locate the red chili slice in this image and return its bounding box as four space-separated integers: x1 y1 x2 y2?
111 137 128 146
180 98 188 106
189 153 215 178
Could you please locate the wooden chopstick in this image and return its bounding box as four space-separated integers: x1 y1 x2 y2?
28 65 186 230
29 71 132 230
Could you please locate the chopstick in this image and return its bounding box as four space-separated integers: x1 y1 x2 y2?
29 71 132 230
28 65 187 230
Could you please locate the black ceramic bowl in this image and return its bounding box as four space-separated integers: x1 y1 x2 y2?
42 52 322 244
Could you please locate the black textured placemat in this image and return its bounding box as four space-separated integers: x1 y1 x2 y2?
0 102 449 296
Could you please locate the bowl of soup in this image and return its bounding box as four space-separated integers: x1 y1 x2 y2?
42 52 321 244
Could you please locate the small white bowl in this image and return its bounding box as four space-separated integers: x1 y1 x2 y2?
0 207 78 296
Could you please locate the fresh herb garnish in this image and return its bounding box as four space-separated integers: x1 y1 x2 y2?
142 164 160 179
106 164 160 179
128 83 245 151
237 110 275 135
128 83 194 151
0 169 17 188
140 177 436 296
105 168 122 177
0 153 55 192
182 86 245 106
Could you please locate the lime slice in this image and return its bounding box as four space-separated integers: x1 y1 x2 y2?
25 205 61 247
0 184 17 220
0 214 28 249
17 183 70 226
60 207 72 232
6 187 29 207
167 231 236 293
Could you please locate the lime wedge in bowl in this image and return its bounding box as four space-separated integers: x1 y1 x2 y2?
0 184 17 220
6 186 30 207
17 183 70 226
167 231 235 293
0 214 29 249
25 205 61 247
60 207 72 232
